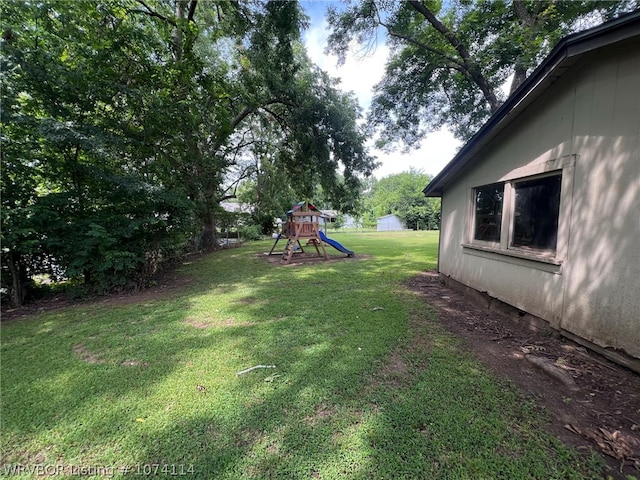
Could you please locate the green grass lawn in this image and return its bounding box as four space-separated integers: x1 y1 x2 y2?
1 231 602 479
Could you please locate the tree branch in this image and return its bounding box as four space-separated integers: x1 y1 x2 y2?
261 107 290 131
509 0 544 95
133 0 176 26
231 106 255 131
230 98 295 130
371 0 464 71
219 163 256 201
187 0 198 22
381 24 465 70
218 194 237 202
407 0 501 112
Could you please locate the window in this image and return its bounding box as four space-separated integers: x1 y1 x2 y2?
473 183 504 242
467 167 568 264
512 175 561 251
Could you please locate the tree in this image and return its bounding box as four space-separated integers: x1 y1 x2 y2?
326 0 637 145
1 0 375 304
133 0 375 245
364 169 440 230
2 0 196 301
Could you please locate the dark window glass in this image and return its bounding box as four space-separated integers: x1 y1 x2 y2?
512 174 562 251
474 183 504 242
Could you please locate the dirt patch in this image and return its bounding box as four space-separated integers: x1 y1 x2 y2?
406 271 640 479
182 315 257 329
376 349 412 389
235 297 268 305
183 317 213 329
1 273 195 323
72 343 105 364
120 359 149 367
304 403 335 426
258 252 370 267
100 274 194 307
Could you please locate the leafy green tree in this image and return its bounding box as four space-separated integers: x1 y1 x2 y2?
326 0 637 144
135 0 375 243
2 0 195 301
231 43 378 234
329 213 346 231
364 170 440 230
1 0 375 304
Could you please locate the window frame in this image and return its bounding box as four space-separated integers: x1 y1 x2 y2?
508 172 563 255
471 182 505 246
464 155 576 268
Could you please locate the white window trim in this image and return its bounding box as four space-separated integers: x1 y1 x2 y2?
463 155 576 269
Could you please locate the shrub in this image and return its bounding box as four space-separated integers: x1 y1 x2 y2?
240 224 262 241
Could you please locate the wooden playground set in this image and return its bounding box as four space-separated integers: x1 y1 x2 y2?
268 201 354 264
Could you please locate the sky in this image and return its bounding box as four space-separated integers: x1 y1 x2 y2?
300 1 462 179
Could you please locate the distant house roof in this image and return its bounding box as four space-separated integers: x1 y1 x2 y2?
377 214 402 220
423 10 640 197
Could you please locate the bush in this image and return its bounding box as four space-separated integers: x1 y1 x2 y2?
240 224 262 241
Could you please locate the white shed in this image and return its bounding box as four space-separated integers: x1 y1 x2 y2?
376 214 406 232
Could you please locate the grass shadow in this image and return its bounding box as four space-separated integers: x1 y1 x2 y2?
1 233 602 478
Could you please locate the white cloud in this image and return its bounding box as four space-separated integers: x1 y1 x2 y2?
372 130 460 179
304 19 387 110
302 6 461 178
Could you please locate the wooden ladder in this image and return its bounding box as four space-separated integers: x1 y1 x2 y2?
282 236 298 264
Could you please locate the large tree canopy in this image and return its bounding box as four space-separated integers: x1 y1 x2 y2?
326 0 638 145
1 0 375 305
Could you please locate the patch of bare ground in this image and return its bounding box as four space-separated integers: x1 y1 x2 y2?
120 359 149 367
304 403 335 426
367 306 433 405
257 252 370 267
182 317 213 329
374 315 432 390
405 270 640 479
72 343 148 367
72 343 105 364
1 273 195 323
235 297 268 305
379 350 410 386
182 315 256 329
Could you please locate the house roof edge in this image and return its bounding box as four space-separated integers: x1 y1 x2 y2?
423 10 640 198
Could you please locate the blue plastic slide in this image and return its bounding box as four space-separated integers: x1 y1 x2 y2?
318 230 354 256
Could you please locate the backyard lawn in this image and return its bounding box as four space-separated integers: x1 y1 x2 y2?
1 232 602 479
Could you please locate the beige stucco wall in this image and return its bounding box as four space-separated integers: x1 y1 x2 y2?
438 41 640 358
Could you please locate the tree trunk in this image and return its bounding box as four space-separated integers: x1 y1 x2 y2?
7 251 25 306
198 210 218 250
510 0 541 96
407 0 501 113
172 0 187 61
509 66 528 96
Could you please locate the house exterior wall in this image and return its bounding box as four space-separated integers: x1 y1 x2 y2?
438 41 640 358
377 215 406 231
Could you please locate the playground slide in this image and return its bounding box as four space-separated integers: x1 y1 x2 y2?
318 230 354 256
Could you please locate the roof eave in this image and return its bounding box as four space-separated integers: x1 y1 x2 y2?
423 11 640 197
